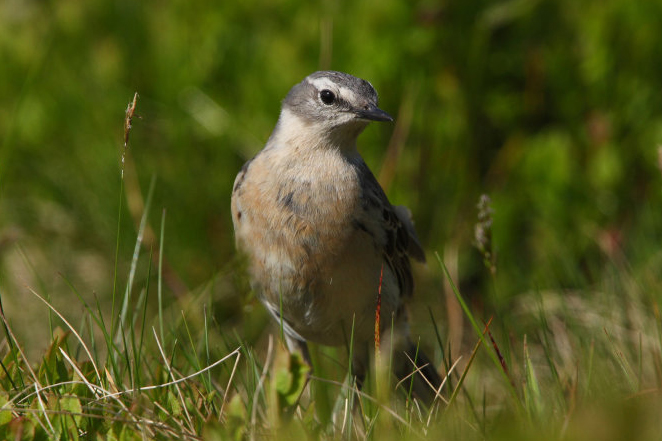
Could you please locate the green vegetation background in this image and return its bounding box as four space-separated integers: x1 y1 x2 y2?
1 0 662 437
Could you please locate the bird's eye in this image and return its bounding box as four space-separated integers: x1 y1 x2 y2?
320 89 335 105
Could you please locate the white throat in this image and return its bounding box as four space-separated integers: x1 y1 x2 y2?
270 108 365 154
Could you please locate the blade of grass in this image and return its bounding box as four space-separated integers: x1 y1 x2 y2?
94 346 240 399
26 286 102 384
180 310 202 375
523 334 542 419
33 382 57 437
604 328 638 392
427 307 445 367
203 304 212 391
119 317 134 391
115 174 156 347
308 374 417 434
219 348 242 422
111 169 125 341
0 289 19 389
16 245 53 336
435 252 521 408
152 327 195 434
137 259 152 387
251 334 274 440
94 294 121 381
129 288 145 390
158 209 166 346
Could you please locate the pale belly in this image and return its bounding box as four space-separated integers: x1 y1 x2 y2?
258 229 400 346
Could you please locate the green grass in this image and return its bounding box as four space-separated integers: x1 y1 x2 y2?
1 142 661 438
2 255 662 439
3 0 662 438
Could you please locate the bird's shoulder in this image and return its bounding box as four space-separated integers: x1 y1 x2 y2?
232 157 254 196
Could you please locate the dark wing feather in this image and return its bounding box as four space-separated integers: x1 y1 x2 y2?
356 161 424 298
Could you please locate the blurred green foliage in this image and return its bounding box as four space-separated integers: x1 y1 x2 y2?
1 0 662 346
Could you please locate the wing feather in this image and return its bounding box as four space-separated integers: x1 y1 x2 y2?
356 161 424 298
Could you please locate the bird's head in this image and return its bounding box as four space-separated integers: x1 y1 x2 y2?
274 71 393 150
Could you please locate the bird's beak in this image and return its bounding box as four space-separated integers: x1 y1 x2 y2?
355 103 393 122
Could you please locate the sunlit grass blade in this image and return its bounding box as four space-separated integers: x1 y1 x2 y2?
115 174 156 347
523 334 542 419
158 209 166 347
435 252 521 408
446 321 488 410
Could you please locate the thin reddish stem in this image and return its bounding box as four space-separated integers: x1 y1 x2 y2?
375 263 384 353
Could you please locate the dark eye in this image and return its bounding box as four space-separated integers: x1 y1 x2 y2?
320 89 335 105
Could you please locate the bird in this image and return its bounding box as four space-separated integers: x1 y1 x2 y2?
231 70 442 404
